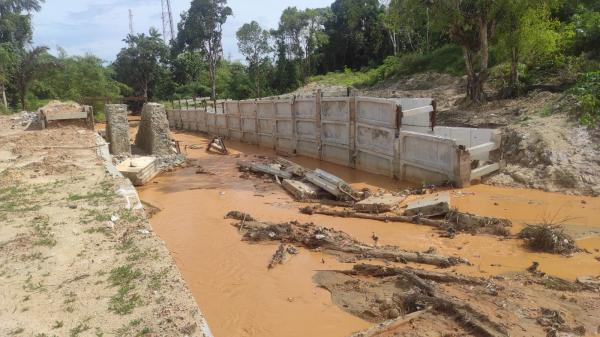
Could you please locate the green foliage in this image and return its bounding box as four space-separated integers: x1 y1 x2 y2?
237 21 271 97
570 6 600 58
569 71 600 127
113 28 169 99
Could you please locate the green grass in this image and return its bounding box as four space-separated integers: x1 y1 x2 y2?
108 265 143 315
32 217 57 247
67 181 116 206
308 45 465 88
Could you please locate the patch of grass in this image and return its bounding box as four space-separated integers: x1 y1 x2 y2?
23 275 45 292
52 321 64 329
115 319 151 337
84 226 112 236
67 181 116 206
149 267 170 290
81 209 112 224
69 323 90 337
63 291 77 305
569 71 600 127
0 186 41 213
32 216 57 247
108 265 143 315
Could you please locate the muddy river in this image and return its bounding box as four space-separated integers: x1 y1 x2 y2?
137 131 600 337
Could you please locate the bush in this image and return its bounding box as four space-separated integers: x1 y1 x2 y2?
569 71 600 127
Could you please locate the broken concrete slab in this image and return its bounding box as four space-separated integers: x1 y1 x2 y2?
105 104 131 156
305 169 361 201
404 192 450 217
576 276 600 289
282 179 321 200
135 103 172 156
117 156 160 186
354 194 405 214
238 161 293 179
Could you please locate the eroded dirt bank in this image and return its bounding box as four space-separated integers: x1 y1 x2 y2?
0 116 210 336
139 130 600 337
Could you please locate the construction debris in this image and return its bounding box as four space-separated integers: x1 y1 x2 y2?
444 210 512 236
403 192 450 217
117 156 160 186
238 161 294 179
282 179 320 200
105 104 131 156
354 194 405 214
206 137 228 155
228 212 470 267
39 100 94 130
304 169 362 201
518 224 581 255
267 244 298 269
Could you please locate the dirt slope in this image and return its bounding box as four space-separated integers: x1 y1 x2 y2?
0 115 211 336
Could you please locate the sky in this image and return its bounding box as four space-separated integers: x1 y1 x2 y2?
32 0 333 63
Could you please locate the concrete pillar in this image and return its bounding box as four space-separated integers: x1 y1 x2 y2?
105 104 131 155
135 103 172 156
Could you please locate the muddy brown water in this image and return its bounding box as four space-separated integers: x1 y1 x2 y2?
138 131 600 337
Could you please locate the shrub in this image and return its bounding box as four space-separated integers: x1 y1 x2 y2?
569 71 600 127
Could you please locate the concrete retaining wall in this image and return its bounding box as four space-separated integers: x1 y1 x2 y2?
165 96 499 186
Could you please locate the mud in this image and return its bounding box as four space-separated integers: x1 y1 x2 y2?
138 130 600 337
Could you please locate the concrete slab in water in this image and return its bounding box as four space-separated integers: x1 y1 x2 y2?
354 194 405 213
404 192 450 217
282 179 320 200
117 156 160 186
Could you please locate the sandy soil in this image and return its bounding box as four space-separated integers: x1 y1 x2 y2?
0 114 210 337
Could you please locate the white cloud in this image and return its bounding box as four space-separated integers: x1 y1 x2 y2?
32 0 333 63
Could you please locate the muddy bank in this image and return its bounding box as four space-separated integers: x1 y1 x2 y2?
139 130 600 337
0 115 210 336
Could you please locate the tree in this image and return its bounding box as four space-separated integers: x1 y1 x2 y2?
383 0 433 54
497 0 561 97
236 21 271 97
431 0 502 104
0 0 44 47
14 46 58 109
0 43 16 109
176 0 232 102
113 28 169 100
321 0 391 72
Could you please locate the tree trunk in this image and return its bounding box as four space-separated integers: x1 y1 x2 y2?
1 85 7 109
508 47 519 97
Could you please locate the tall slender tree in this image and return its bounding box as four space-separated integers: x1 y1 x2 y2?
176 0 232 103
236 21 271 98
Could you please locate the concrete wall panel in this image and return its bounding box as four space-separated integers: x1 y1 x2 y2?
356 97 397 128
356 150 394 177
322 144 351 166
294 99 316 119
296 120 317 139
402 106 433 127
296 139 319 158
356 123 395 156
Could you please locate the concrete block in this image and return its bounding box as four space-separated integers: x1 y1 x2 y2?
135 103 172 156
282 179 320 200
105 104 131 155
404 192 450 217
354 194 404 213
117 157 160 186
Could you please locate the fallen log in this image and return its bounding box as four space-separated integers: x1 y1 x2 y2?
228 214 469 268
300 206 444 227
347 264 487 286
301 206 512 237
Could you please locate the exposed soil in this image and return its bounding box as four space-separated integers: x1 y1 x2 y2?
0 114 210 336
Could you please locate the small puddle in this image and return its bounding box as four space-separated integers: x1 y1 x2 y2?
138 131 600 337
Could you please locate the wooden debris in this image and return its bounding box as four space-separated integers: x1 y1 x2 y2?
348 264 488 286
228 213 470 268
349 308 431 337
268 244 288 269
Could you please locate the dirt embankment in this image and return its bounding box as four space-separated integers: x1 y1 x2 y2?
0 115 210 336
303 72 600 196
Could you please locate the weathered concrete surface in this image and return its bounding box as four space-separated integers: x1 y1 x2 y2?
117 156 160 186
282 179 320 200
105 104 131 155
135 103 172 156
354 194 404 213
404 192 450 217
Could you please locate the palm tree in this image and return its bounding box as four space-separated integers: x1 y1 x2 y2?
14 46 57 109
